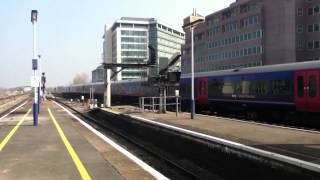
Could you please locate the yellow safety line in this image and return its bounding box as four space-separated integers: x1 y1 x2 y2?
0 109 31 151
48 108 91 180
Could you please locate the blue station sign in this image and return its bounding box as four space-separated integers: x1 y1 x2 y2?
32 59 38 70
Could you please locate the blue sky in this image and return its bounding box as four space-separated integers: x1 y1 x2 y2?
0 0 234 88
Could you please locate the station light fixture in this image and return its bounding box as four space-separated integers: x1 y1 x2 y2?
31 10 38 24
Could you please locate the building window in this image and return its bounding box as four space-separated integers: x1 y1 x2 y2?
297 24 304 33
236 35 240 42
314 24 320 32
121 37 147 43
308 41 314 49
298 40 305 49
248 47 252 55
314 5 320 14
315 41 320 49
244 34 248 40
252 31 257 39
308 24 314 32
240 15 259 28
121 30 147 36
253 47 257 54
297 8 304 16
257 30 261 37
257 46 261 53
240 49 244 56
244 48 248 55
308 7 314 16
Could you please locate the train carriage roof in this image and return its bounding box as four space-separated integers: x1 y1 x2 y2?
181 61 320 78
58 79 147 89
111 79 146 84
62 82 104 88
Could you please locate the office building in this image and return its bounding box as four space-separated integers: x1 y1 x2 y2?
103 17 185 81
182 0 320 74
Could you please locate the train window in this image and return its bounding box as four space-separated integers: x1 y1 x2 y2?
240 81 250 94
222 81 235 94
309 76 317 97
297 77 304 97
234 82 242 94
271 80 291 95
249 81 269 95
209 80 223 95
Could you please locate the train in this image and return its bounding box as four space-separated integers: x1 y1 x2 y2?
53 61 320 118
53 79 160 105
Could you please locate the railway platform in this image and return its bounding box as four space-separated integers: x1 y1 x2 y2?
0 101 154 180
103 105 320 165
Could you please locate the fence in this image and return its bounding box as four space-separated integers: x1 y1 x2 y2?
139 96 181 116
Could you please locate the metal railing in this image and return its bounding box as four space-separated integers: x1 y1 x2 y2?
139 96 181 116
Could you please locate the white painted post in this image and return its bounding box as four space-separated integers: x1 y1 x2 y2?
105 69 111 108
191 26 195 119
38 55 42 98
159 88 163 113
89 88 92 103
164 87 167 113
175 90 179 117
142 97 145 112
31 10 39 126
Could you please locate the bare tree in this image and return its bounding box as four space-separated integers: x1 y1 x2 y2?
73 73 89 84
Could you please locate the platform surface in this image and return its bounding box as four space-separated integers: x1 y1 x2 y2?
103 105 320 165
0 101 123 180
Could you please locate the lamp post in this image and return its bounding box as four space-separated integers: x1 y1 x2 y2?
38 54 41 113
31 10 38 126
38 55 41 88
182 10 204 119
190 26 195 119
38 54 42 97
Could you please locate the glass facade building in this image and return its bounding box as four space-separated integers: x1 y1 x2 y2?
103 17 185 81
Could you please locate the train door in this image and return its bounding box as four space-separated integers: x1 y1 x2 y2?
197 77 208 104
294 71 320 112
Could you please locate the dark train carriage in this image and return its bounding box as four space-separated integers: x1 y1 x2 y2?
181 61 320 114
111 79 159 105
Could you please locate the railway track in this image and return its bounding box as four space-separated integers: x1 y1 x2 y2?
54 99 205 180
0 95 31 118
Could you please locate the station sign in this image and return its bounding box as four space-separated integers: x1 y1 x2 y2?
32 59 38 70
